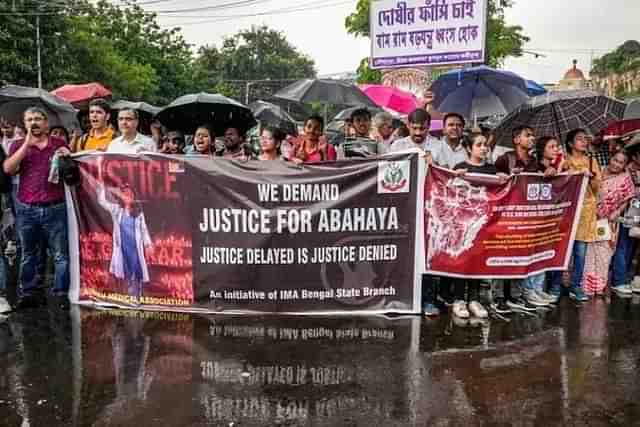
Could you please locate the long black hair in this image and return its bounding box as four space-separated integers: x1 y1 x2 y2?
535 136 558 161
564 128 586 154
194 124 216 154
261 125 286 155
118 183 143 218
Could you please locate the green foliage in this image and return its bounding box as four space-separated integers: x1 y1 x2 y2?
356 58 382 84
0 0 68 87
211 81 241 99
192 25 316 92
592 40 640 76
344 0 371 38
0 0 193 104
344 0 529 77
64 0 194 104
485 0 529 67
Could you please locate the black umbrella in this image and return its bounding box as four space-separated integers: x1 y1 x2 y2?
111 100 161 116
156 92 256 135
332 105 384 121
624 98 640 120
273 79 377 107
110 100 162 135
265 97 312 121
0 84 79 129
249 100 297 135
494 90 626 147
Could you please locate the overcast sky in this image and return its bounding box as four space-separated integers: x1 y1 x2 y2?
150 0 640 84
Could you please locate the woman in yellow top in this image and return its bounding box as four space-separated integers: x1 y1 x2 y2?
565 128 602 302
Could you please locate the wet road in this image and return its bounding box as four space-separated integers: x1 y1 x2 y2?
1 297 640 426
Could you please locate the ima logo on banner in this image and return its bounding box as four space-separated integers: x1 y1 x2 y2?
527 183 552 201
378 161 410 194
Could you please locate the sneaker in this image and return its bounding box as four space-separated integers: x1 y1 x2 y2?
569 288 590 302
492 299 512 314
0 296 11 314
422 302 440 317
537 290 558 303
525 292 551 307
632 277 640 294
468 300 488 318
612 285 633 297
452 300 470 318
506 297 538 312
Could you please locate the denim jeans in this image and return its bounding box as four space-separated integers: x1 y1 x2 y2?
570 241 588 291
611 226 637 287
15 200 69 297
547 271 564 296
521 273 545 295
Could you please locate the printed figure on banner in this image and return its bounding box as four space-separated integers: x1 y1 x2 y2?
76 155 194 307
425 176 490 268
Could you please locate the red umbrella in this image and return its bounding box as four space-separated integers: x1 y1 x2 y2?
51 82 112 110
359 84 419 114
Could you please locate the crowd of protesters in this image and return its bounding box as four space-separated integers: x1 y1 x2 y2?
0 96 638 324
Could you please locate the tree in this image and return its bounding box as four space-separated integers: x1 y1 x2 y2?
355 58 383 84
592 40 640 76
0 0 194 104
192 25 316 94
0 0 70 87
62 0 194 104
344 0 529 79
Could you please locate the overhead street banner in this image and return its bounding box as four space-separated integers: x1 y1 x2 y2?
424 166 588 279
370 0 488 69
67 152 425 315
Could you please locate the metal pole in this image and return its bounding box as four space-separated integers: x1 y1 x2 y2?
36 14 42 89
245 81 251 105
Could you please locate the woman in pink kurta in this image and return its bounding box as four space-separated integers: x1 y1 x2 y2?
583 151 635 295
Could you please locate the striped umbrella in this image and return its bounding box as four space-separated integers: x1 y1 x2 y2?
494 90 626 147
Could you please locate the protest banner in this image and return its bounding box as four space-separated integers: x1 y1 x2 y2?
67 152 425 315
424 166 588 278
369 0 488 69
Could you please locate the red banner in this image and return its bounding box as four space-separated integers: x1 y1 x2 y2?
424 166 588 278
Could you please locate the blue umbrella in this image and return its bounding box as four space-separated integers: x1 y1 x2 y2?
429 65 530 121
525 79 547 97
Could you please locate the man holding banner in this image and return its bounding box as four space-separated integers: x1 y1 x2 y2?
389 109 439 154
4 107 71 309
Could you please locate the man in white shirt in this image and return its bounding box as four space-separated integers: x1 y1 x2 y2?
389 109 439 153
107 108 156 154
429 112 467 169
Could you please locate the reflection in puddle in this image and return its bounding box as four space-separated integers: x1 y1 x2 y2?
1 299 640 425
